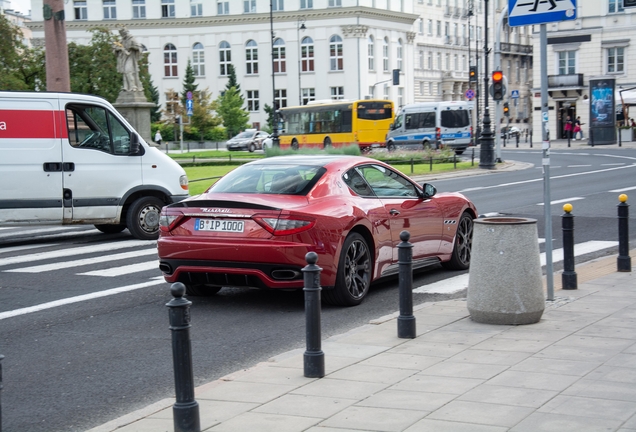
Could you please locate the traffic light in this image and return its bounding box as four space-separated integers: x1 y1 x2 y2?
469 66 477 82
503 102 510 117
392 69 400 85
492 71 504 101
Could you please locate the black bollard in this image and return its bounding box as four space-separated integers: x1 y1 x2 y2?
530 129 533 148
618 194 631 272
166 283 200 432
303 252 325 378
398 231 416 339
561 204 577 290
516 133 520 148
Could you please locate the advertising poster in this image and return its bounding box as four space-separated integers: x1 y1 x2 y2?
590 78 615 128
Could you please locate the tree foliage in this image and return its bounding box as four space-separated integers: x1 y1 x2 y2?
180 60 199 107
215 86 249 139
0 14 45 90
225 64 241 93
139 53 161 121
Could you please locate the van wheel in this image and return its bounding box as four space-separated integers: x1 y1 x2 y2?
185 284 222 296
455 149 465 155
126 196 164 240
422 140 432 150
291 139 299 150
94 224 126 234
387 142 396 152
248 143 256 152
324 137 332 149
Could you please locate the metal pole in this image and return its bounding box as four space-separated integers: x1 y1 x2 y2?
617 194 631 272
297 17 305 105
478 0 495 169
166 283 200 432
397 231 416 339
270 2 279 147
541 24 555 301
303 252 325 378
561 204 577 290
0 354 3 432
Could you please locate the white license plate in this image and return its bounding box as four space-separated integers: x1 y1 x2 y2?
194 219 244 233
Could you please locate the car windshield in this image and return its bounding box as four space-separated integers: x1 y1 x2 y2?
235 131 255 139
210 164 326 195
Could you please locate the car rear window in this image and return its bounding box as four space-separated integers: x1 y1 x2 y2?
441 110 470 128
210 164 326 195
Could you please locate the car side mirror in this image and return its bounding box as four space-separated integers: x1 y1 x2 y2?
389 123 394 130
422 183 437 199
130 134 140 154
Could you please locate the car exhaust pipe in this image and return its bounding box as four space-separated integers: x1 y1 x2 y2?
271 269 301 280
159 262 172 274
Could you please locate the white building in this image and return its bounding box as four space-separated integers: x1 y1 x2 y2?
531 1 636 142
1 0 32 47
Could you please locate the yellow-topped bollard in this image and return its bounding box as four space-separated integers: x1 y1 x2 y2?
619 194 628 203
562 203 577 289
618 193 631 272
563 203 573 213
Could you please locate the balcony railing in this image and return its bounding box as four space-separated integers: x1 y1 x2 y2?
500 42 533 55
548 73 584 89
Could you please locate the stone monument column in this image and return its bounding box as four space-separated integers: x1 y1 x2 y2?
43 0 70 92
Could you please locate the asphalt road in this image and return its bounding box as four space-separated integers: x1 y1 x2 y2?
0 147 635 432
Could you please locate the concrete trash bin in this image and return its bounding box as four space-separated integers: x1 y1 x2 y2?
467 217 545 325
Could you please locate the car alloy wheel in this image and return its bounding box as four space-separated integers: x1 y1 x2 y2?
324 232 371 306
442 212 473 270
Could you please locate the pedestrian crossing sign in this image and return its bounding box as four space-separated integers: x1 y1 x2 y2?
509 0 576 27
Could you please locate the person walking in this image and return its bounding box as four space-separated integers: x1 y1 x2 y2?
154 130 162 146
564 115 573 140
574 116 584 140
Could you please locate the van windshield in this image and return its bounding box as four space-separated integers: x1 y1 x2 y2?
441 110 470 128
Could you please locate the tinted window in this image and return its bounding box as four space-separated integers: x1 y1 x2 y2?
441 109 470 128
210 164 326 195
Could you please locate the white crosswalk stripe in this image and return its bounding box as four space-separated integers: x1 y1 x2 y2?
78 261 160 277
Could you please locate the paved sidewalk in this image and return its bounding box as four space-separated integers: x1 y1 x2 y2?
90 250 636 432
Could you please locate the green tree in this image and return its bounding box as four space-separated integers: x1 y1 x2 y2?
67 27 121 102
189 89 222 140
215 86 249 138
263 103 274 132
180 60 199 107
139 53 161 121
225 64 241 93
0 14 45 90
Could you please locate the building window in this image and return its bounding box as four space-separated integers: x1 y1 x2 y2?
609 0 624 13
454 54 458 71
397 39 403 71
272 0 284 11
300 0 313 8
420 81 425 96
329 0 342 6
383 85 389 100
164 43 178 77
436 52 441 70
427 51 432 69
273 38 286 73
247 90 259 111
437 83 442 95
245 40 259 75
427 19 433 36
331 86 344 100
301 36 314 72
429 82 433 95
244 0 256 13
607 47 625 73
219 40 231 76
217 1 229 14
74 1 88 20
162 0 175 18
382 37 389 72
302 88 315 105
558 50 576 75
419 50 424 69
132 0 146 18
436 20 441 37
192 42 205 76
275 89 287 108
103 0 116 19
368 35 375 71
445 53 450 70
330 35 343 71
191 0 202 16
418 18 423 35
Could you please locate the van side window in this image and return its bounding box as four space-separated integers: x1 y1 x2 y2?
66 104 132 155
422 112 435 128
405 113 417 130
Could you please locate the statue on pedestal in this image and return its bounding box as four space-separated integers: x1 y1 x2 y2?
113 27 143 92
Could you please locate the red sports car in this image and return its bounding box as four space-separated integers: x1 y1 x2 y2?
157 155 476 306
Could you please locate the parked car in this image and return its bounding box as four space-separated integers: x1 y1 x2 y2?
501 126 521 139
157 155 477 306
226 129 270 152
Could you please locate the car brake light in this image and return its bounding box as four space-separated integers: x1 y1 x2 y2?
255 216 315 235
159 212 183 232
436 127 441 141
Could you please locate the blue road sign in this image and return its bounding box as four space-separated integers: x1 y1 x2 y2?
509 0 576 27
465 89 475 100
186 99 193 110
511 90 520 99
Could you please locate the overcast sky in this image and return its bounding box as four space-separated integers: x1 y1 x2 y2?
10 0 31 14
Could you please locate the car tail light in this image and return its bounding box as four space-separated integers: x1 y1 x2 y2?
254 215 316 236
159 210 184 232
436 127 441 141
179 175 189 191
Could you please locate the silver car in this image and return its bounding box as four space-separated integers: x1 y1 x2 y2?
226 129 270 152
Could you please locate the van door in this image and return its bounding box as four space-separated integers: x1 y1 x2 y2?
0 97 65 224
439 108 471 148
61 103 141 222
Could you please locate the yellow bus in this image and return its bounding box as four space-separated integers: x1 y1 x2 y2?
278 99 394 151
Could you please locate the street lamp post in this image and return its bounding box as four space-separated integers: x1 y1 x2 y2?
478 0 495 169
297 16 306 105
270 1 279 147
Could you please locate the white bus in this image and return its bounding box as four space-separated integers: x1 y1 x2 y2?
386 101 473 154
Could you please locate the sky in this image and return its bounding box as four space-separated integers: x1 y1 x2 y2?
9 0 31 14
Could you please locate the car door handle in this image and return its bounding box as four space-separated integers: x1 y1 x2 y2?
63 162 75 172
390 209 400 216
43 162 63 172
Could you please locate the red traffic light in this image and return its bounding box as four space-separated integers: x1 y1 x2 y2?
492 71 503 82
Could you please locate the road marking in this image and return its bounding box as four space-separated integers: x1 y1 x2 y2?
537 197 584 206
567 165 592 168
0 226 96 240
0 240 154 267
602 163 625 166
0 277 166 321
609 186 636 193
5 248 158 273
414 240 618 294
0 244 60 255
78 261 160 277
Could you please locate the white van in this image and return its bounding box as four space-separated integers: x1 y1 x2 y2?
0 91 189 240
386 101 473 154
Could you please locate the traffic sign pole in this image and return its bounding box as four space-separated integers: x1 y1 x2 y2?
541 24 554 301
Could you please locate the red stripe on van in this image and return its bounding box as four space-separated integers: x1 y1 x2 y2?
0 109 68 139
